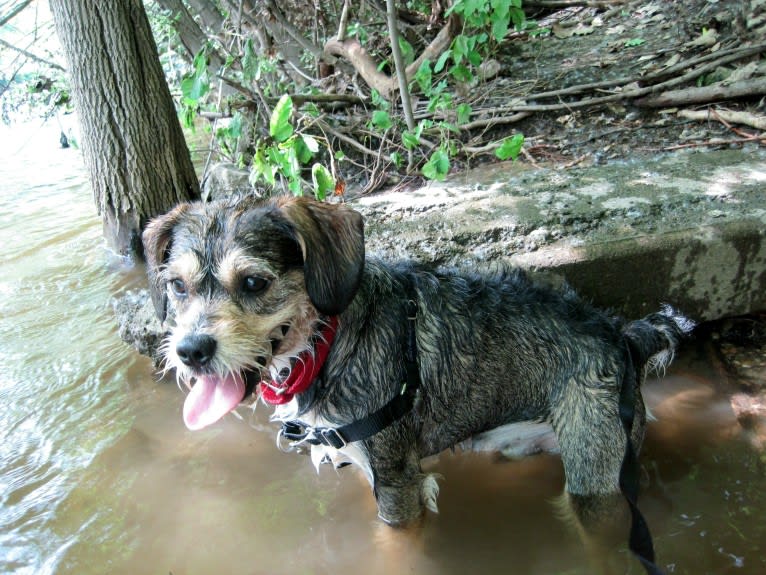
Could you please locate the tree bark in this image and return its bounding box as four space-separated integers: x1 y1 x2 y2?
49 0 200 258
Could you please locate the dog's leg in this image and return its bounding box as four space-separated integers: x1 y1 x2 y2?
552 369 648 572
371 448 439 527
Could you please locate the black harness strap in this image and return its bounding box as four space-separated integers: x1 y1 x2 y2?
281 299 421 450
619 341 665 575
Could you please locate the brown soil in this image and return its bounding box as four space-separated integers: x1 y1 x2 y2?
448 0 765 171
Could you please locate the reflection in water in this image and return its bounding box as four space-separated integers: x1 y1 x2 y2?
1 122 764 575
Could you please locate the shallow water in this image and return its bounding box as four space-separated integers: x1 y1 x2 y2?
1 122 764 575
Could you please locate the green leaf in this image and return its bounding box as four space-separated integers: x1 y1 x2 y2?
181 48 210 104
491 16 509 41
467 50 482 67
398 37 415 66
302 134 320 153
449 64 473 83
402 130 420 150
422 148 450 181
495 133 524 161
294 136 314 164
371 110 393 131
251 147 276 186
434 49 452 73
270 94 294 142
624 38 646 48
311 163 335 201
510 6 525 31
456 103 472 125
412 60 432 94
334 149 346 160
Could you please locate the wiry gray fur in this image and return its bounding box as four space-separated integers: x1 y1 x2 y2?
142 196 694 538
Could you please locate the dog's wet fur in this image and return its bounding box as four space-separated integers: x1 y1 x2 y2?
143 195 693 550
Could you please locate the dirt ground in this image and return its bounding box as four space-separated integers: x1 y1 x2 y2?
469 0 766 168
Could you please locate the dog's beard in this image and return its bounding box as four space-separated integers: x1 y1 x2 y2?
165 317 321 430
163 324 283 430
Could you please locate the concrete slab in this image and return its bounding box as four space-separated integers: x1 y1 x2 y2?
355 148 766 322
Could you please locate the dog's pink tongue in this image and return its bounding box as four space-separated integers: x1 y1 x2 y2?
183 373 246 430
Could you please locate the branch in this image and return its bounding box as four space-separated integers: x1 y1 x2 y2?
635 77 766 108
0 37 65 71
386 0 415 130
0 0 33 28
678 108 766 131
323 16 457 98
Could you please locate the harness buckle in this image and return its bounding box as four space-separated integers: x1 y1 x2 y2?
319 427 347 449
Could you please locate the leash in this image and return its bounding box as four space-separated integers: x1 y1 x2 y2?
280 299 421 450
618 341 665 575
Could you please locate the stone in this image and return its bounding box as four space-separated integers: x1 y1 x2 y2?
114 148 766 361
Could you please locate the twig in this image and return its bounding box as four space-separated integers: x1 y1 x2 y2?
337 0 351 41
678 108 766 132
458 112 531 131
525 0 625 6
317 119 388 160
465 43 766 114
0 37 65 71
0 0 33 28
386 0 415 132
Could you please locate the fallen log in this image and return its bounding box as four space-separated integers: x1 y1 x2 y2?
635 77 766 108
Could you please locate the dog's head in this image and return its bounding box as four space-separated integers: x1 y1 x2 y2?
142 196 364 429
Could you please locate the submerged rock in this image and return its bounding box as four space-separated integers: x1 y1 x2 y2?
113 289 166 367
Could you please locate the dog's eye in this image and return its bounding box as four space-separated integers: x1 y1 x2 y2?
170 279 187 297
242 276 270 294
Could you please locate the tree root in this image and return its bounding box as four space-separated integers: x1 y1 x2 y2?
323 16 458 98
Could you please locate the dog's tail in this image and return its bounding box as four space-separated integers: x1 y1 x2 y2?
622 305 695 374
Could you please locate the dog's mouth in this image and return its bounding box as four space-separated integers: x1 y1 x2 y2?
182 325 291 431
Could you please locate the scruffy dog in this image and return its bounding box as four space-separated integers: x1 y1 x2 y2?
143 195 692 550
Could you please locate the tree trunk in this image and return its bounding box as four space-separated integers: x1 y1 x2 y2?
49 0 200 258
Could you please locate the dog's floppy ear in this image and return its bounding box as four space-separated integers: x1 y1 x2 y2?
278 197 365 316
141 204 190 322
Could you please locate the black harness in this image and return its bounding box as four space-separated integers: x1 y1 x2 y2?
279 299 664 573
279 299 421 450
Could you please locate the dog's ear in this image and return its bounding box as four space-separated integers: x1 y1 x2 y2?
278 197 365 316
141 204 190 322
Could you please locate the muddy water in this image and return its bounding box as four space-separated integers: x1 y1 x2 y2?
1 123 764 575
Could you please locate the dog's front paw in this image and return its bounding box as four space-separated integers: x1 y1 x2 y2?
375 473 442 526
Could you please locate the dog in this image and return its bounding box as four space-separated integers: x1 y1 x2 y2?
142 195 692 560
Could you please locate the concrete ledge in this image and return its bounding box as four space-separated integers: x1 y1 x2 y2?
115 149 766 360
356 149 766 322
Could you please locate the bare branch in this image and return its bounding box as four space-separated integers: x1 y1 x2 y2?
635 77 766 108
0 36 65 71
386 0 415 130
0 0 33 28
324 16 457 98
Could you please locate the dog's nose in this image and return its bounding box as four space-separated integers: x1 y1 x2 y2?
176 334 217 369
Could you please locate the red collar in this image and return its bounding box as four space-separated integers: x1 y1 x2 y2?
259 316 339 405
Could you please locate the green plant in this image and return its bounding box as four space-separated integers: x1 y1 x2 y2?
215 112 243 165
179 47 211 129
363 0 528 181
250 95 337 199
495 133 524 161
